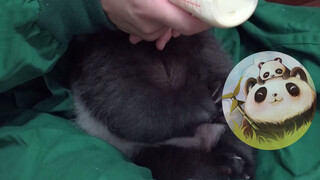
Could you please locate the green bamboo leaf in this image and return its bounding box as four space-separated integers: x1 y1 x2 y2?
222 93 233 99
233 76 244 96
230 99 238 112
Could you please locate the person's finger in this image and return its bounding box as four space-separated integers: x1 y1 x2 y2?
109 14 165 43
129 35 143 44
156 28 173 51
172 30 181 38
150 0 210 35
140 27 168 41
130 27 169 43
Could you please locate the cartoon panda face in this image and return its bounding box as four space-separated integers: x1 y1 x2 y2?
244 76 315 124
259 59 286 81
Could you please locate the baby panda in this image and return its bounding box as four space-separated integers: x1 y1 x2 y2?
257 57 290 84
243 67 316 139
67 30 255 180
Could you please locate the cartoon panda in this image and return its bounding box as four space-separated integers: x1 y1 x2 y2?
243 67 316 139
257 57 290 84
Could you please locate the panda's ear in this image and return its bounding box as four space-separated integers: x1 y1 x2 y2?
257 76 264 85
245 78 257 96
258 62 264 69
290 67 308 82
274 57 282 63
282 67 290 79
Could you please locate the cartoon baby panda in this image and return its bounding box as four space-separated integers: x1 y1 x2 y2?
257 57 290 84
242 67 316 139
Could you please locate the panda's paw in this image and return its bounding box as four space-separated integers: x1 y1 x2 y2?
217 153 252 180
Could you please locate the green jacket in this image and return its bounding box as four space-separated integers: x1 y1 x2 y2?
0 0 319 179
0 0 152 179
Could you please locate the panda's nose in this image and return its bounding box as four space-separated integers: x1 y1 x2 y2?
272 93 277 97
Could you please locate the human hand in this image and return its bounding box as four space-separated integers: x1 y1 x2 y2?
100 0 210 50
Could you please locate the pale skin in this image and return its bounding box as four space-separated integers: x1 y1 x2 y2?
100 0 210 50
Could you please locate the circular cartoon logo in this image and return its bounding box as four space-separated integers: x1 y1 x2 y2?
222 51 317 150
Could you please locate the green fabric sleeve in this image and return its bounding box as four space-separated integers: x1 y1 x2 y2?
0 1 152 178
0 57 154 179
37 0 116 43
0 111 153 180
0 0 115 94
0 0 67 93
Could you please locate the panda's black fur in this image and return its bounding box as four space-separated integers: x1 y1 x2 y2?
257 57 290 85
67 30 255 180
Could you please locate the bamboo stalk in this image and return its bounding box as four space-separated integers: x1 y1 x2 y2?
230 96 260 130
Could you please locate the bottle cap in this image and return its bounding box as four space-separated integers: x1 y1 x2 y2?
169 0 258 28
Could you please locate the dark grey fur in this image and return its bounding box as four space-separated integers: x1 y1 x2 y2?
68 30 255 180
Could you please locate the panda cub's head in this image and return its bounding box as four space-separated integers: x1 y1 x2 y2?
245 67 316 124
258 58 290 84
